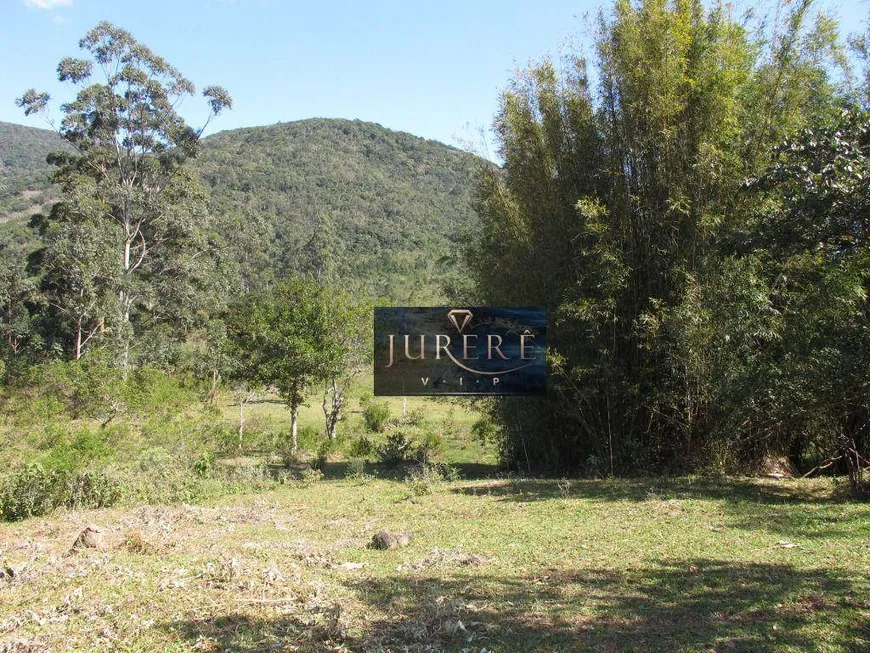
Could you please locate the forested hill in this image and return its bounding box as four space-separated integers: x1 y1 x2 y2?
195 119 482 301
0 121 69 218
0 118 483 301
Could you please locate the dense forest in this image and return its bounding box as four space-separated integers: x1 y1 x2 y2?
195 119 481 300
0 118 481 302
470 0 870 491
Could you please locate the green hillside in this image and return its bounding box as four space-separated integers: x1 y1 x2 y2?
0 121 69 219
0 118 483 301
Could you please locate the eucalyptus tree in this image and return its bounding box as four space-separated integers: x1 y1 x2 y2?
17 22 232 374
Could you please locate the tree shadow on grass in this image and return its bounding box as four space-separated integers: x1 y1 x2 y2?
319 460 501 481
165 559 868 652
451 476 847 504
452 477 870 542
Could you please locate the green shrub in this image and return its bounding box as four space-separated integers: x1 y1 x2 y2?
315 438 338 470
405 466 437 496
20 356 197 428
66 470 122 509
347 435 375 459
29 355 127 425
192 452 215 477
296 467 324 487
0 465 121 521
363 402 391 432
345 458 368 480
278 425 320 467
126 367 196 415
407 407 429 427
39 426 117 471
583 454 604 479
378 430 414 465
378 427 444 466
412 431 444 464
296 424 321 451
125 449 210 504
403 462 460 497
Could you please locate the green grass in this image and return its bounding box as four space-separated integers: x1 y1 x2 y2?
0 476 867 652
218 378 491 466
1 378 867 651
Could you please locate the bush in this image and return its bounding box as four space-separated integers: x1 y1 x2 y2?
278 425 320 467
192 452 215 477
412 431 444 464
395 407 428 428
296 424 321 451
363 402 391 432
39 426 117 471
404 462 460 496
296 467 324 487
0 465 121 521
19 356 196 427
378 428 444 465
347 435 375 459
315 438 338 471
29 356 126 425
405 465 437 496
125 449 213 504
378 430 415 465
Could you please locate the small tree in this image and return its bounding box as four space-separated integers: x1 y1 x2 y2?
320 288 372 440
227 277 341 452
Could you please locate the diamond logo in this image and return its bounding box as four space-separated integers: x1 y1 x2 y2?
447 308 473 333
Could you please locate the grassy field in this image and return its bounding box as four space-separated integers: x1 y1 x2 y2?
0 473 867 652
1 382 868 651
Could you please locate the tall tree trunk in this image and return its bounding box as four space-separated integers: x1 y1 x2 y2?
120 199 132 379
289 378 301 453
75 314 83 361
208 369 219 404
322 377 341 440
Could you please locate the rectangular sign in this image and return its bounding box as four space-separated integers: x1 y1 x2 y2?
374 307 547 396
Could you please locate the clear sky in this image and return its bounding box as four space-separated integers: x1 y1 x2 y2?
1 0 867 156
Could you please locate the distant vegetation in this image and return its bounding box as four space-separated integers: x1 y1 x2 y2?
197 119 482 301
0 119 482 304
0 121 68 217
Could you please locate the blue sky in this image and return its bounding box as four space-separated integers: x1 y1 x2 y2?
1 0 867 155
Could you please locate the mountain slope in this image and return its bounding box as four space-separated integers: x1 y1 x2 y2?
0 121 69 218
196 119 482 300
0 118 482 301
